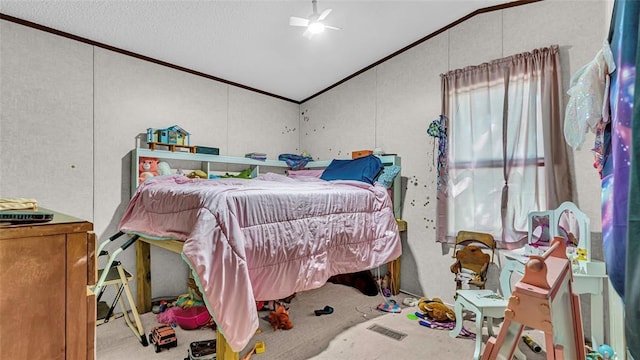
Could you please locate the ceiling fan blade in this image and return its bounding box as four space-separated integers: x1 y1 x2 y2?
325 25 341 31
289 16 309 27
318 8 332 21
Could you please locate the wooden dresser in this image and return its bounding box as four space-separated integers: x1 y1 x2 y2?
0 209 96 359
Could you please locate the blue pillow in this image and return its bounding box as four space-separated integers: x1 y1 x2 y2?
320 155 383 185
376 165 401 189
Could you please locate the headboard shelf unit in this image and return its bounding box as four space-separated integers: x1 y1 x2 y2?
132 148 288 193
131 148 402 218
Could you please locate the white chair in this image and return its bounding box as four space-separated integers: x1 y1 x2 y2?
449 289 526 360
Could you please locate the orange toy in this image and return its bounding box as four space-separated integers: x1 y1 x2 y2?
139 157 159 184
267 304 293 331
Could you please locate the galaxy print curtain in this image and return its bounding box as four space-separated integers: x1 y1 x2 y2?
605 0 639 357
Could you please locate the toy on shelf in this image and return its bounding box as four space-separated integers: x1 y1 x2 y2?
157 161 172 176
186 170 208 179
146 125 195 153
138 157 159 184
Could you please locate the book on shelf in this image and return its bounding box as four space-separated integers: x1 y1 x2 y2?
245 152 267 160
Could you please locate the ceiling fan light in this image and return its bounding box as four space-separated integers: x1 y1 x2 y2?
308 22 325 34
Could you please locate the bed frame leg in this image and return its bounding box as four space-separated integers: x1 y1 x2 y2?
216 329 239 360
135 240 152 312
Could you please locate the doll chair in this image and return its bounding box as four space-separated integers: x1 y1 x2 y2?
450 231 497 293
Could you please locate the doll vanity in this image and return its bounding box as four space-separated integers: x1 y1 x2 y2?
500 202 608 348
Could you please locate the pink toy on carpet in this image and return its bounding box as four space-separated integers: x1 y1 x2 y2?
157 306 212 330
157 306 180 325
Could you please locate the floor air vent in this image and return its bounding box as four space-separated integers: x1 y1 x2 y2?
367 324 407 341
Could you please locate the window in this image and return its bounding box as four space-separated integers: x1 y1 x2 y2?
437 45 572 248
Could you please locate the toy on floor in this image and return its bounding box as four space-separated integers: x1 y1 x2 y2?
257 293 297 312
417 297 455 322
377 299 401 313
402 297 419 307
522 335 542 352
185 339 216 360
240 341 266 360
268 303 293 330
148 325 177 353
414 311 475 339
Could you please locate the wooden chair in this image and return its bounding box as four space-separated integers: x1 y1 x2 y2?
450 231 497 292
450 289 527 360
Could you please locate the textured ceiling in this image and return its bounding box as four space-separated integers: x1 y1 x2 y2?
1 0 519 102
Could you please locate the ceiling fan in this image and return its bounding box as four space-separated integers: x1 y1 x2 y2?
289 0 341 37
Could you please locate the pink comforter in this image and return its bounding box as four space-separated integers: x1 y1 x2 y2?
118 174 401 351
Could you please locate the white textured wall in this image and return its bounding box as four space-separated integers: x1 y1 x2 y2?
0 21 94 219
300 0 612 300
0 0 613 313
93 47 234 297
0 20 300 299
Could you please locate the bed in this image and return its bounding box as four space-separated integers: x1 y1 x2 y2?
117 168 402 355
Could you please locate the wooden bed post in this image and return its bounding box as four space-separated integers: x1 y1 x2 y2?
217 330 239 360
135 240 152 313
388 218 406 295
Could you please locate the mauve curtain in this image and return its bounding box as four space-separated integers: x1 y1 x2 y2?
437 45 572 248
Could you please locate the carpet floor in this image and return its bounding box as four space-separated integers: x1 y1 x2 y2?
96 283 548 359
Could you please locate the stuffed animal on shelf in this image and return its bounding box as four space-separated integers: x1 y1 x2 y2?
139 157 159 184
267 303 293 331
186 170 208 179
157 161 172 176
417 297 455 322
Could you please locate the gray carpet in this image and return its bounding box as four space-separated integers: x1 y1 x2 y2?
96 283 402 359
96 283 547 359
